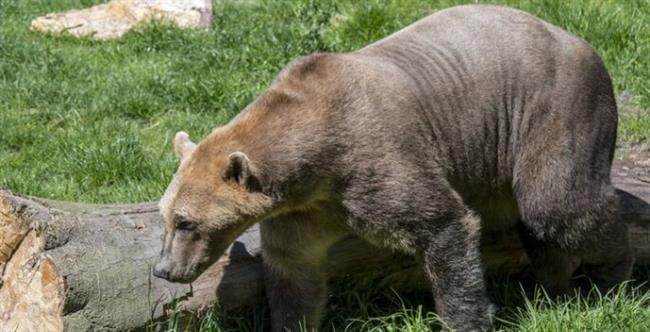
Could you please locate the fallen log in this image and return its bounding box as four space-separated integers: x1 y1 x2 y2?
0 162 648 331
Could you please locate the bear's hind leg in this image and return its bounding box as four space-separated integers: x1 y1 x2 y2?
579 220 634 292
514 160 634 295
516 221 580 296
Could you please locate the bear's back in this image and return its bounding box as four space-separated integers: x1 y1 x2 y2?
336 5 616 226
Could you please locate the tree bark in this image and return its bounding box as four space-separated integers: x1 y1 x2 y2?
0 162 648 331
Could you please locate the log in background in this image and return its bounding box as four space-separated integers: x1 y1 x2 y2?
0 162 648 331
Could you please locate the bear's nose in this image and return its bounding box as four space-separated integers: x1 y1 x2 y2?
152 263 170 280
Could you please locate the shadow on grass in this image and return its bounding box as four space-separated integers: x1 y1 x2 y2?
149 266 649 331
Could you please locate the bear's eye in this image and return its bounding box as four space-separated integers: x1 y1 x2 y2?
175 216 197 231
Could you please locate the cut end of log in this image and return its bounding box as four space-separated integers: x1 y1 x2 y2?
0 193 31 267
0 193 65 332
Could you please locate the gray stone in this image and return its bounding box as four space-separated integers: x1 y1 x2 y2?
31 0 212 40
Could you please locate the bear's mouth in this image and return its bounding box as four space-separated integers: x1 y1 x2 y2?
173 246 227 283
164 262 205 284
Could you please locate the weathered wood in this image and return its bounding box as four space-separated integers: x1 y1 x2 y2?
0 162 648 331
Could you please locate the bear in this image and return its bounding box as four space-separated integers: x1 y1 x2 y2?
153 4 634 331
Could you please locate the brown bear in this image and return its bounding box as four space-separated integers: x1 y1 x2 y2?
153 4 633 331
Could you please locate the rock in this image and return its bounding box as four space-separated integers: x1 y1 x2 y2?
618 89 635 106
617 89 645 117
30 0 212 40
617 141 650 184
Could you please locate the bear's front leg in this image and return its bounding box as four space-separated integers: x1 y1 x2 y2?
421 211 492 332
261 212 347 332
264 259 327 331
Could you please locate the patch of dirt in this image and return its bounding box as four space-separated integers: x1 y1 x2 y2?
615 90 649 183
616 141 650 184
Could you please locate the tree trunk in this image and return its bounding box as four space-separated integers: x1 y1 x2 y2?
0 162 648 331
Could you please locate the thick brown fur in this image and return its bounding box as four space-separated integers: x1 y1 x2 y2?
154 5 633 331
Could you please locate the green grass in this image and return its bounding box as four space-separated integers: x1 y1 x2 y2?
1 0 649 331
150 277 650 331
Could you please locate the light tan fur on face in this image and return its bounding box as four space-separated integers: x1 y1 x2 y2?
156 131 273 282
161 132 273 228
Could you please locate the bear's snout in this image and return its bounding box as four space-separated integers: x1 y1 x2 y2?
152 254 200 283
153 264 169 280
152 258 171 280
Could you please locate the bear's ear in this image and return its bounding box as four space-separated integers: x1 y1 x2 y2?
224 152 261 191
174 131 196 160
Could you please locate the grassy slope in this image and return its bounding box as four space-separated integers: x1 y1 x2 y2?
0 0 648 331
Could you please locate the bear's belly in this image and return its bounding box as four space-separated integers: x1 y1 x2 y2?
467 192 520 231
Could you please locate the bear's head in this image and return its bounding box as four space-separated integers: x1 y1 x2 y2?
153 131 272 283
